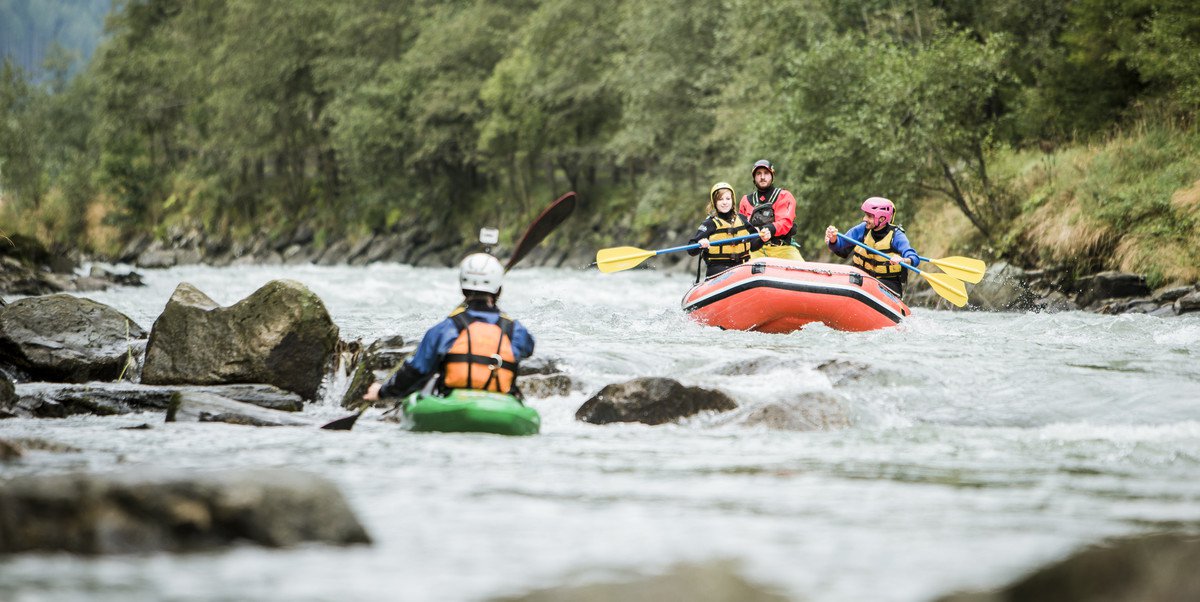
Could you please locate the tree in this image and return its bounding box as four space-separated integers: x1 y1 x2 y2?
762 31 1013 242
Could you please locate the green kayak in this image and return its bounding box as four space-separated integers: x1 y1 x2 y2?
401 389 540 436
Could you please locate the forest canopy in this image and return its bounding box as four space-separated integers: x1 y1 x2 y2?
1 0 1198 255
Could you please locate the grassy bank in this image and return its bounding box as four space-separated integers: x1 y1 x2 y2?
915 120 1200 288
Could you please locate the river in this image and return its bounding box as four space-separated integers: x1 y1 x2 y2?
2 263 1199 601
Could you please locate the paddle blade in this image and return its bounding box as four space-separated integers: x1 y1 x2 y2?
505 192 577 272
595 246 655 273
926 256 986 284
921 272 969 308
320 410 362 431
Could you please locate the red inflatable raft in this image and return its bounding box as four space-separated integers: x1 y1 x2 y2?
681 258 911 333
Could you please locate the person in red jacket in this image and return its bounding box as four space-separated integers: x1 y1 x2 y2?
739 159 804 261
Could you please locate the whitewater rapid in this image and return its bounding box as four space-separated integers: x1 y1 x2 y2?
2 263 1198 601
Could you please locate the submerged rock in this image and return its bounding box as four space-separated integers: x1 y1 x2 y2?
0 469 372 554
495 560 787 602
0 439 21 461
722 393 852 431
0 294 146 383
142 280 339 399
521 373 579 398
937 532 1200 602
576 377 737 425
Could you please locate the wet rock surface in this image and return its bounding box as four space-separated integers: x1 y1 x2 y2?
0 294 146 382
495 561 787 602
576 377 738 425
142 280 339 399
0 234 143 295
0 469 372 555
165 391 311 427
936 532 1200 602
6 382 304 419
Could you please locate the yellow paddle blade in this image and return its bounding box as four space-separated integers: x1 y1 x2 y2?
921 271 969 307
925 256 986 284
595 246 656 273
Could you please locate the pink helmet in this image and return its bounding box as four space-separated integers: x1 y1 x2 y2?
861 197 895 227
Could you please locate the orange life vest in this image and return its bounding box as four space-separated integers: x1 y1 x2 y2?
440 313 519 393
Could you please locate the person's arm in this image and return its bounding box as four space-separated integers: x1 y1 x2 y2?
686 218 715 256
376 320 454 398
768 190 797 238
827 222 865 258
890 228 920 266
510 321 535 361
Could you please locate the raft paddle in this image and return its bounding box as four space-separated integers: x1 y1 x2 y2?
915 255 986 284
836 234 969 307
505 191 576 272
595 233 763 273
322 192 576 431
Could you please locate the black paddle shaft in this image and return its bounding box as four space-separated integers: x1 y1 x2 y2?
504 192 576 272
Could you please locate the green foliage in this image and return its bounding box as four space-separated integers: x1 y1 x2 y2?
761 31 1013 246
4 0 1199 271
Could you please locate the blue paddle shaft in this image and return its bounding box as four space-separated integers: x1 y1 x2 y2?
656 232 763 256
836 233 923 274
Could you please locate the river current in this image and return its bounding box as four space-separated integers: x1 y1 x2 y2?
2 263 1199 601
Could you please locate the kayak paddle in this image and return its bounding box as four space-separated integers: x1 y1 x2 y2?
836 234 968 307
595 233 764 273
505 191 576 272
916 254 986 284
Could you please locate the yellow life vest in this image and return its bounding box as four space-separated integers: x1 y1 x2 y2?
851 226 904 276
707 214 754 262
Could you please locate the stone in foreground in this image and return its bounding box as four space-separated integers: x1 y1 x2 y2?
0 469 371 554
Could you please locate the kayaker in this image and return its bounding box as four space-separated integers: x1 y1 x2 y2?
363 253 535 401
739 159 804 261
687 181 764 278
825 197 921 297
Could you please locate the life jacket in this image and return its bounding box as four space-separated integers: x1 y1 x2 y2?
706 214 754 263
744 188 795 240
440 312 519 393
851 225 906 277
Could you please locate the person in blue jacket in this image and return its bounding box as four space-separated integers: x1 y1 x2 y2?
363 253 535 401
825 197 921 297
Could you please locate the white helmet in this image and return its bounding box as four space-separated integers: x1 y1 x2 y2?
459 253 504 294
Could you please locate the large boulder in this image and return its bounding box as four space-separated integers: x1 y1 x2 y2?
0 469 371 554
575 377 737 425
936 533 1200 602
142 281 338 400
0 294 146 382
